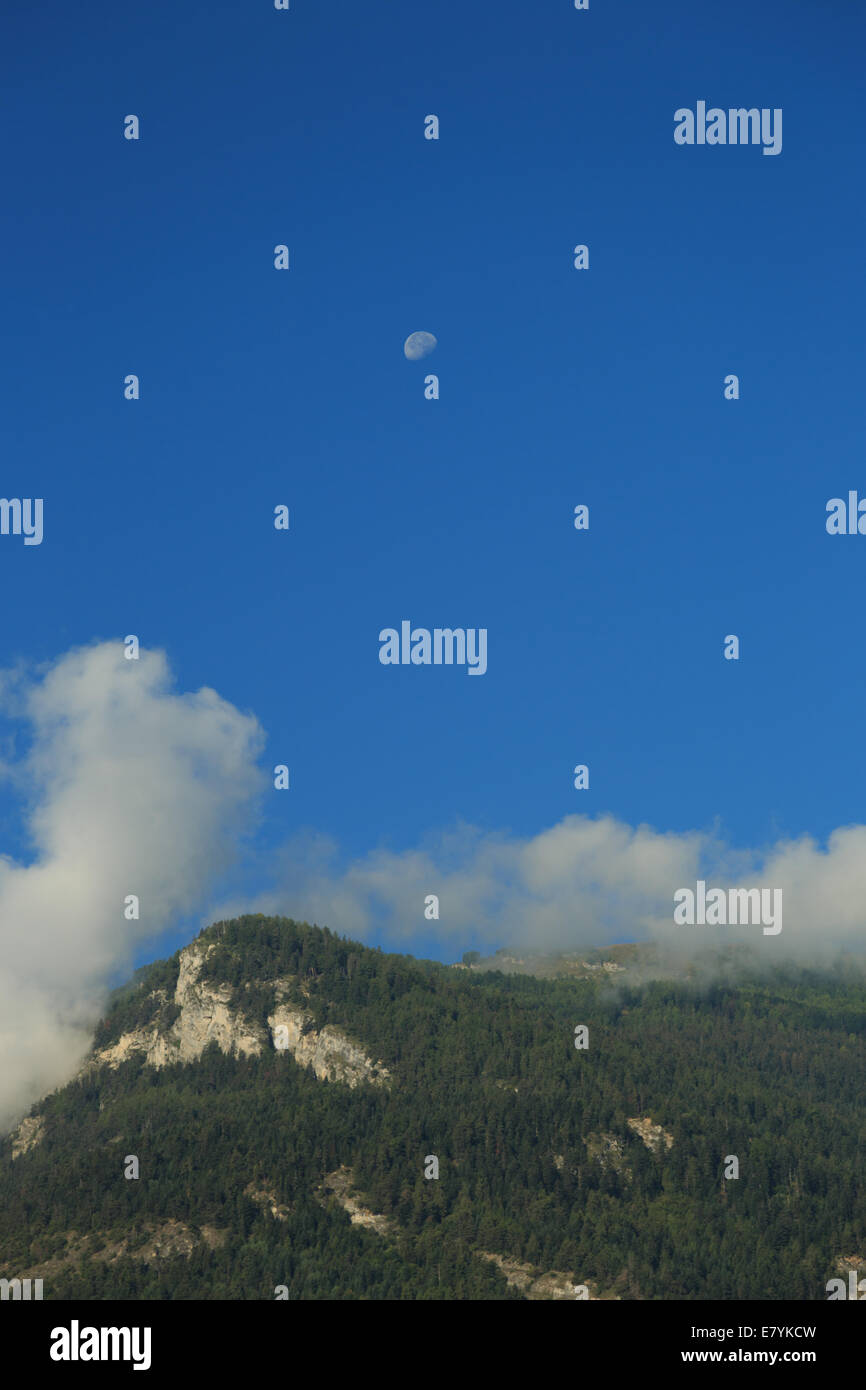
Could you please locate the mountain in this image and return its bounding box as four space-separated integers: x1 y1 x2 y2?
1 915 865 1300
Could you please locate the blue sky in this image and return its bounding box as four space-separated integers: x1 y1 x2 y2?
2 0 865 971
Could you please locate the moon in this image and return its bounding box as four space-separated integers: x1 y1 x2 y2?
404 331 437 361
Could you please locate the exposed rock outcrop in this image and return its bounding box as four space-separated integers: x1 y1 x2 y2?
0 1220 228 1284
268 1005 390 1088
245 1183 292 1222
92 943 264 1070
627 1116 674 1152
585 1131 632 1177
321 1167 393 1235
90 942 389 1091
6 942 390 1162
10 1115 45 1161
475 1252 590 1300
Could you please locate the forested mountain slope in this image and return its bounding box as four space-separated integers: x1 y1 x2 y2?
1 915 864 1300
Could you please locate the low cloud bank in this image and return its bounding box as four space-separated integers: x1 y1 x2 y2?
224 816 866 965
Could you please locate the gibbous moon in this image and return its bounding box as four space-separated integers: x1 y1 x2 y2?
404 331 437 361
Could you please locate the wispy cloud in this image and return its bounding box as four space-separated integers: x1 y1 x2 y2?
215 814 866 964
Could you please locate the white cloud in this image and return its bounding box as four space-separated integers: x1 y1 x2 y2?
0 641 264 1132
5 641 866 1133
220 814 866 965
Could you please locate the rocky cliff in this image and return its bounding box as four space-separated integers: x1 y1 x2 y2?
9 939 389 1160
91 940 389 1087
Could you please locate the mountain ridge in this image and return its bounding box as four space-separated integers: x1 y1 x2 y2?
2 914 865 1300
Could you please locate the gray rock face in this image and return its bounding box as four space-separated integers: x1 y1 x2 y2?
268 1004 390 1087
321 1167 393 1234
7 941 391 1161
91 941 389 1090
93 942 264 1070
10 1115 45 1160
475 1252 589 1300
626 1116 674 1152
